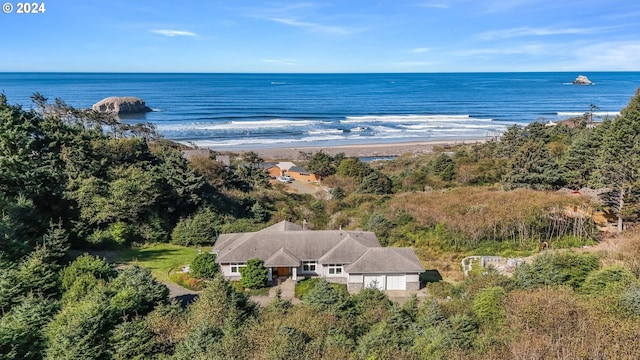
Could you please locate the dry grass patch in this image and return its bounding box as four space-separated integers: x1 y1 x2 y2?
391 187 593 246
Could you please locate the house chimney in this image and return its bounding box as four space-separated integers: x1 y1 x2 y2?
303 218 308 230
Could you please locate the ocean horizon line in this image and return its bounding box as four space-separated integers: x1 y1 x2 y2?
1 70 639 75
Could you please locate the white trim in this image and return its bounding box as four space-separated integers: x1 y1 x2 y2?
301 260 317 273
327 264 343 276
230 263 246 274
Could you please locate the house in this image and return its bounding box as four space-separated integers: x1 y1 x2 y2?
287 165 320 183
258 161 298 178
212 221 424 292
258 162 282 178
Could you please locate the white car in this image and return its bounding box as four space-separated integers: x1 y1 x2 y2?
277 176 292 183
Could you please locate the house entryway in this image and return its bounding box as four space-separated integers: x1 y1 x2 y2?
275 267 290 277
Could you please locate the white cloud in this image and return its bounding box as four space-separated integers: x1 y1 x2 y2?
564 41 640 71
263 59 298 66
268 17 351 35
150 29 196 37
410 47 430 53
477 26 604 40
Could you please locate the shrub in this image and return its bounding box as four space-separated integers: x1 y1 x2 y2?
514 251 599 289
190 253 219 279
170 272 205 291
619 287 640 318
61 254 116 292
473 286 507 328
581 265 636 295
303 279 347 311
239 258 268 289
170 208 220 246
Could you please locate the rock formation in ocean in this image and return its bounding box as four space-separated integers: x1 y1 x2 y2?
92 96 152 114
572 75 593 85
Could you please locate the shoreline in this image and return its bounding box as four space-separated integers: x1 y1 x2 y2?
213 139 487 160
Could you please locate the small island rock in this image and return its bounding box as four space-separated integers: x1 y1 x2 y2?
92 96 152 114
572 75 593 85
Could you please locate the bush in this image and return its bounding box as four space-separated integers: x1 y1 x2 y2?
170 272 205 291
295 278 322 298
303 279 347 311
61 254 116 292
239 258 268 289
473 286 507 328
514 251 599 289
171 208 220 246
581 265 636 295
190 253 219 279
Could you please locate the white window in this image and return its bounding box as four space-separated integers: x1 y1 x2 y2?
328 264 343 275
230 263 245 274
302 261 317 272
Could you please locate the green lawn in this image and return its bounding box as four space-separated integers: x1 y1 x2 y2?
106 243 211 283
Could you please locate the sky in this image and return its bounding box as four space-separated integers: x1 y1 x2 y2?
1 0 639 72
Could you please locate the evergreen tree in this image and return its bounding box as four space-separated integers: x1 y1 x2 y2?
171 208 220 246
358 171 393 194
190 253 220 279
560 126 605 188
303 279 347 312
108 266 169 319
0 295 58 360
503 139 562 190
109 319 159 360
306 151 336 180
596 88 640 233
239 258 268 289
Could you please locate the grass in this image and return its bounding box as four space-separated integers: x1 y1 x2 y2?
169 272 206 291
103 243 211 283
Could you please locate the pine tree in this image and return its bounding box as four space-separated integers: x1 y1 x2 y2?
596 88 640 233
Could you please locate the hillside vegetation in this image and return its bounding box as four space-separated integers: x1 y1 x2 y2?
2 89 640 359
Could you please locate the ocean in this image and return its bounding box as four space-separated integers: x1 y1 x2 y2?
1 72 639 150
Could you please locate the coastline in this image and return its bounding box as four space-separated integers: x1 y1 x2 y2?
217 139 487 160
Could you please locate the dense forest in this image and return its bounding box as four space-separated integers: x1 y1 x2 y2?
1 89 640 359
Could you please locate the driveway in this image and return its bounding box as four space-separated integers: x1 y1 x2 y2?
280 179 331 199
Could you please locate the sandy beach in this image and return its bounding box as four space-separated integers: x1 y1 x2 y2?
229 139 487 160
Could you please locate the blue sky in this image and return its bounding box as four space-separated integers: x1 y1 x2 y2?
2 0 639 72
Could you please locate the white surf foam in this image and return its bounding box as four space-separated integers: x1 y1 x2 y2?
156 119 319 131
341 114 488 124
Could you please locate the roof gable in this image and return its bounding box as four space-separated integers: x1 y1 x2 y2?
265 247 300 267
259 221 303 232
277 162 296 170
318 235 380 264
345 248 424 274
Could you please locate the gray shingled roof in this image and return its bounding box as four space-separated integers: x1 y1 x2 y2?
265 247 300 267
345 248 424 274
257 162 278 169
289 166 309 173
318 237 375 264
214 221 379 264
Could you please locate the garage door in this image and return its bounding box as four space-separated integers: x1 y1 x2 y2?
364 275 385 290
386 275 406 290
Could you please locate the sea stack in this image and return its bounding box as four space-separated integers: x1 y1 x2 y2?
92 96 152 114
572 75 593 85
